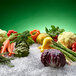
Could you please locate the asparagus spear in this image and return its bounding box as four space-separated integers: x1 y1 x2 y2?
64 54 73 63
52 41 76 57
58 42 76 57
64 54 73 65
50 44 76 61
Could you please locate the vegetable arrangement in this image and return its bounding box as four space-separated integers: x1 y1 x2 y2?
0 25 76 68
40 25 76 67
0 30 34 67
50 41 76 62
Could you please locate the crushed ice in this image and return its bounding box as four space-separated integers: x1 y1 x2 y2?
0 43 76 76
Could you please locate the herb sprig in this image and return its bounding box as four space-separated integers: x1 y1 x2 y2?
45 25 65 37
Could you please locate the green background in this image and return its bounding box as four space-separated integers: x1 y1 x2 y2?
0 0 76 33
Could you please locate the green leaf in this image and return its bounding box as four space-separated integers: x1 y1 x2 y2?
45 27 49 33
0 43 3 48
51 25 56 31
45 25 65 37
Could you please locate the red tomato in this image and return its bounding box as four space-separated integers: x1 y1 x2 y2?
72 42 76 48
72 48 76 51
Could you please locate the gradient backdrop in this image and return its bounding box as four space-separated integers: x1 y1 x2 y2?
0 0 76 33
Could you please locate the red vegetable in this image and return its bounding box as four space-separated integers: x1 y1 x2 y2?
53 35 58 39
53 35 58 42
72 42 76 52
30 29 40 42
41 49 66 67
7 30 17 37
54 39 57 42
72 48 76 52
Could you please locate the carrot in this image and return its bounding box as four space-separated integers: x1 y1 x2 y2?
0 47 5 57
8 42 11 56
8 43 15 56
1 39 10 56
11 43 15 53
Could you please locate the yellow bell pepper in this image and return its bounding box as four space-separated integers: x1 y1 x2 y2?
39 37 53 52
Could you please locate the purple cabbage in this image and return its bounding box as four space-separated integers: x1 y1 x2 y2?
41 49 66 67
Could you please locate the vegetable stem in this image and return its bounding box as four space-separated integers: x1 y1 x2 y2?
58 42 76 57
50 44 76 61
52 40 76 57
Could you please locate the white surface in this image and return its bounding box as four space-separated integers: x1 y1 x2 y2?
0 43 76 76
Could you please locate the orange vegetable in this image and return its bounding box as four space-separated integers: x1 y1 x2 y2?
30 29 40 42
8 43 12 56
0 39 15 56
1 39 10 56
8 43 15 56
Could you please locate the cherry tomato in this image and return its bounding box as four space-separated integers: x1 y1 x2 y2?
72 42 76 48
72 48 76 51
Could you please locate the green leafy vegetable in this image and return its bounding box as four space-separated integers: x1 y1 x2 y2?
9 30 34 45
45 25 65 37
8 30 34 57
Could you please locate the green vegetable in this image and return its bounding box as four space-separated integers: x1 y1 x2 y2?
51 44 76 61
50 41 76 62
64 54 73 63
9 30 34 57
9 30 34 45
0 43 3 48
14 41 29 57
26 36 34 46
0 55 14 67
52 40 76 57
45 25 65 37
58 42 76 57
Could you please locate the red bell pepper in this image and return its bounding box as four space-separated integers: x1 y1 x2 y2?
7 30 17 37
30 29 40 42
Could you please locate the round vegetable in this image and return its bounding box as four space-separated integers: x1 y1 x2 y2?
41 49 66 67
72 42 76 52
36 33 50 44
0 29 7 43
58 32 76 48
